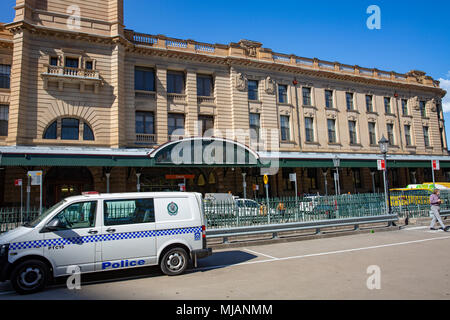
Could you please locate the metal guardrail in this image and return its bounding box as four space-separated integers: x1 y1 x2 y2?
206 214 398 243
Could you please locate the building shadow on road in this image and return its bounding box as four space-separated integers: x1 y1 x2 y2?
189 250 258 273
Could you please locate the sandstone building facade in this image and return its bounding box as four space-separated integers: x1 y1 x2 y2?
0 0 448 206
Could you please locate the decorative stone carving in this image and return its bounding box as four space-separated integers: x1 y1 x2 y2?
235 73 247 91
430 98 437 112
265 76 276 95
326 111 337 119
348 115 357 121
238 39 262 58
411 96 420 110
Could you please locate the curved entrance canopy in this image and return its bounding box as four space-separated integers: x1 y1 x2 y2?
148 137 260 167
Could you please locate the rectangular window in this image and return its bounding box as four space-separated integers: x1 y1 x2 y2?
384 97 391 114
85 61 93 70
168 113 185 136
0 104 8 136
325 90 333 109
348 120 357 144
280 115 290 141
423 126 430 147
353 168 362 189
61 118 79 140
401 99 408 116
368 122 376 145
135 111 154 134
387 123 395 145
366 95 373 112
307 168 318 190
65 57 79 69
197 74 213 97
249 113 260 141
302 87 311 106
420 101 427 117
198 115 214 135
167 71 185 94
0 64 11 89
50 57 58 66
327 119 336 143
346 92 354 110
53 201 97 230
135 67 155 92
278 84 288 104
305 117 314 142
104 198 155 226
404 125 412 146
248 80 259 101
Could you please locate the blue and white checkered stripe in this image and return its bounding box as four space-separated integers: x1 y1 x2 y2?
9 226 202 251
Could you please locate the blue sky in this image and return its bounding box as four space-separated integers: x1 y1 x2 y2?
0 0 449 144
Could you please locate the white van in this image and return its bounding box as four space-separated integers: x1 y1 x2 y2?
0 192 212 294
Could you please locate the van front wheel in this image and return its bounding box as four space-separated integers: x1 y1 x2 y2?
160 248 189 276
11 259 49 295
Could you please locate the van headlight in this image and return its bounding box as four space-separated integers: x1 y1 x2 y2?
0 244 9 257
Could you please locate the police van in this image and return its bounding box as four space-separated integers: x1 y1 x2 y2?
0 192 212 294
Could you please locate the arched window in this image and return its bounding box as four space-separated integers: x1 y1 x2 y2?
43 118 95 141
83 123 94 141
43 121 57 139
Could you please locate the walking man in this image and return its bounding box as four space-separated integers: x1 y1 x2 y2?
430 189 449 231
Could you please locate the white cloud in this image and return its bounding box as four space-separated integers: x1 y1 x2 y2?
439 77 450 112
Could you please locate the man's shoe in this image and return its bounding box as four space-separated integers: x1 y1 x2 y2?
430 227 437 230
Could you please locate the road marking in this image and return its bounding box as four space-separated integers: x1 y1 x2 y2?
197 235 450 271
244 248 278 260
402 226 428 231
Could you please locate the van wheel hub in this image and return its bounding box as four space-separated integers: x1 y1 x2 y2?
20 267 42 287
167 253 184 271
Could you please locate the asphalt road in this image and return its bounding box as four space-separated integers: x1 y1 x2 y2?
1 225 449 300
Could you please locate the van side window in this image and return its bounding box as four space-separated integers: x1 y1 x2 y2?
51 201 97 230
103 199 155 226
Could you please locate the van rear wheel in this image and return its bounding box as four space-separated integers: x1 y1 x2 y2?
160 248 189 276
11 259 49 295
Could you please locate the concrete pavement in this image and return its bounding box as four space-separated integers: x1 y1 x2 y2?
1 226 449 300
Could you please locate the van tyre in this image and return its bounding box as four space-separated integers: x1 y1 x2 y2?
10 259 49 295
160 248 189 276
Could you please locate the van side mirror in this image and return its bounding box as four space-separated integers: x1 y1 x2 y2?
41 218 64 233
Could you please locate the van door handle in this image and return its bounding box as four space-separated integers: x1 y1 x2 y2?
106 228 116 233
88 230 98 234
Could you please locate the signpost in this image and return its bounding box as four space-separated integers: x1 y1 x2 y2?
378 159 388 215
27 171 43 215
289 173 298 206
263 174 270 223
15 179 23 224
432 160 439 190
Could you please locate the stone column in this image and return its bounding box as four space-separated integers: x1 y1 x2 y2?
156 65 168 144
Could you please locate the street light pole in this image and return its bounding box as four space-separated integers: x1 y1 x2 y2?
333 155 340 195
379 136 391 215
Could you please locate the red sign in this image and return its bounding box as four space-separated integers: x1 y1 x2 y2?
14 179 22 186
377 159 386 171
432 160 440 171
165 174 195 180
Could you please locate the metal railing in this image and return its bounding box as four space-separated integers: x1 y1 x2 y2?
206 214 398 243
0 191 446 234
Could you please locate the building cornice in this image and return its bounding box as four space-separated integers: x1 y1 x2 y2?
1 22 446 97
